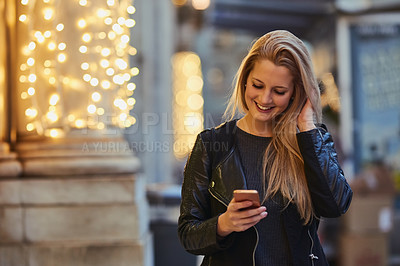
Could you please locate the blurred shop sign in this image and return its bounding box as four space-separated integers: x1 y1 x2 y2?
350 23 400 172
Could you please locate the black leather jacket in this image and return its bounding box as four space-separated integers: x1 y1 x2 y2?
178 120 352 266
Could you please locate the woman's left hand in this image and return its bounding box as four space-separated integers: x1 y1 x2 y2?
297 99 316 132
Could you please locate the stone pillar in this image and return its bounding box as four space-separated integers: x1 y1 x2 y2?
0 0 152 265
0 0 22 178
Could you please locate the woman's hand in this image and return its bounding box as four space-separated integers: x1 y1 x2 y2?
297 98 316 132
217 198 267 237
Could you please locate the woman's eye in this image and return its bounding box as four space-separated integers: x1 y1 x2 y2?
252 84 263 89
275 90 286 95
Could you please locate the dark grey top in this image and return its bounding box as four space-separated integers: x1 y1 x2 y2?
236 126 292 266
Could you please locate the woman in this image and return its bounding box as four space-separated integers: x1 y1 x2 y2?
178 30 352 266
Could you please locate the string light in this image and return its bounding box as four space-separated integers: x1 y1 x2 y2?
172 52 204 159
17 0 138 137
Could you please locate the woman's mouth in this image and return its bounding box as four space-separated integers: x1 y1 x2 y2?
255 102 273 112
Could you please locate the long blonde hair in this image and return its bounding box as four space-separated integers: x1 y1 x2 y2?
223 30 321 224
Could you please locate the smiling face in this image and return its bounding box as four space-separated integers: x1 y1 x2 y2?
242 59 294 135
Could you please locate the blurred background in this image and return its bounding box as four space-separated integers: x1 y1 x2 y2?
0 0 399 265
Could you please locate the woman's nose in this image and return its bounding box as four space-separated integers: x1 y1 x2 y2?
259 89 273 104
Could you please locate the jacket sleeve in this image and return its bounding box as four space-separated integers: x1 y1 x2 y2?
178 133 234 255
297 126 353 218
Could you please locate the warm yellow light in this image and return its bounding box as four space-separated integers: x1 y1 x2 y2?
46 111 59 122
117 17 125 25
81 62 89 70
44 31 51 38
19 14 27 22
106 68 115 76
67 114 75 122
26 123 35 131
82 33 92 43
43 8 54 20
101 48 111 57
115 49 124 57
121 34 130 43
27 57 35 66
44 68 51 75
101 80 111 89
48 128 63 138
27 87 35 95
127 98 136 106
112 24 123 34
123 73 131 81
192 0 210 10
127 83 136 91
58 43 66 50
107 0 115 6
104 17 113 25
21 0 29 5
87 104 96 114
128 47 137 56
22 46 30 56
49 94 60 105
49 77 56 85
75 119 86 128
113 75 124 85
83 74 91 82
100 59 109 68
90 78 99 86
79 0 87 6
126 90 133 97
34 31 42 39
56 23 64 31
79 45 88 53
20 64 27 71
19 75 27 83
119 113 127 121
28 74 37 83
117 100 128 110
97 123 105 130
44 60 52 67
96 9 109 18
98 32 106 39
115 58 128 70
187 76 203 92
127 6 136 14
130 67 139 76
91 92 101 102
25 108 38 118
187 94 204 110
28 42 36 50
21 92 28 100
48 42 56 50
38 36 45 43
125 19 136 28
108 31 116 40
62 77 70 84
57 53 67 63
97 108 105 115
77 19 87 29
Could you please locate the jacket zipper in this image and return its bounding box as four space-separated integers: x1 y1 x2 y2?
307 229 319 266
208 188 258 266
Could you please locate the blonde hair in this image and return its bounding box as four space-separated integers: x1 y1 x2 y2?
223 30 321 224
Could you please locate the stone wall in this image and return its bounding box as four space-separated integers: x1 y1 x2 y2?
0 175 153 266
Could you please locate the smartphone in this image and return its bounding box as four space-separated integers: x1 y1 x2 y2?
233 189 261 208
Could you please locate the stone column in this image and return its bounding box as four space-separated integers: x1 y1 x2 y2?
0 0 22 178
0 0 152 265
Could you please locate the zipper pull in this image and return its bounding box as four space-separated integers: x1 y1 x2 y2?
309 254 319 260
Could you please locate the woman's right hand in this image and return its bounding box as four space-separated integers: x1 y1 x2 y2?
217 198 268 237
